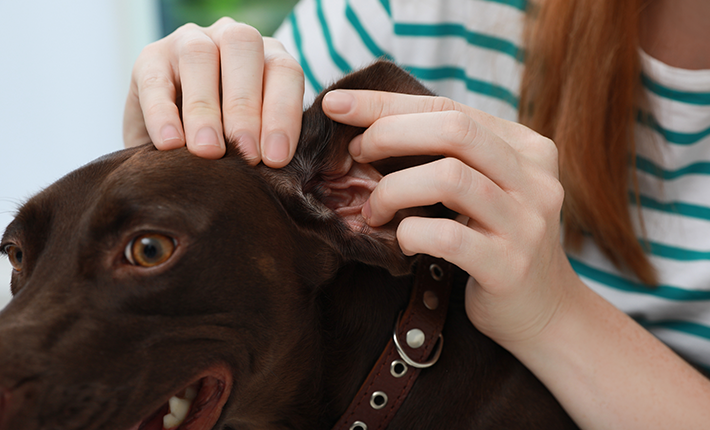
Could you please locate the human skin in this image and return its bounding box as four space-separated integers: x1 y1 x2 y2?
123 2 710 427
639 0 710 70
123 18 304 166
320 88 710 429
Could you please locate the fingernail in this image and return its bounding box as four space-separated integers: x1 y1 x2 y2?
195 127 221 147
235 133 259 161
323 90 354 115
349 134 363 158
160 124 183 146
264 132 290 164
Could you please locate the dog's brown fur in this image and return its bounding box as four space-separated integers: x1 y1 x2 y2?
0 61 577 429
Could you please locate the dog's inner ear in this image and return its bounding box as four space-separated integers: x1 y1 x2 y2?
314 157 380 232
258 61 447 276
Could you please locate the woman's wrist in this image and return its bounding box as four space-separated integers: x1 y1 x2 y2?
504 273 710 429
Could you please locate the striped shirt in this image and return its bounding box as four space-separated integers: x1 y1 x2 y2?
274 0 710 370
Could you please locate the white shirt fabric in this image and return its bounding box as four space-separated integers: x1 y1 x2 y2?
274 0 710 370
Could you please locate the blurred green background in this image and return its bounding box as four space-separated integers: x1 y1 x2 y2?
160 0 299 37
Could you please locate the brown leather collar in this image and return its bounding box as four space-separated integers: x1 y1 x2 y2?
333 255 454 430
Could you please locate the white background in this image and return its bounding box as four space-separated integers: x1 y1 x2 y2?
0 0 160 309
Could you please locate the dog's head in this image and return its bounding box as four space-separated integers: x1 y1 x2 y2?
0 61 448 430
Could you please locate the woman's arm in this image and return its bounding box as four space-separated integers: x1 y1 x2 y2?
322 88 710 429
513 274 710 429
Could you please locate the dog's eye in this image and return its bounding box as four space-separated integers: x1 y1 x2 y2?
125 234 175 268
3 244 24 272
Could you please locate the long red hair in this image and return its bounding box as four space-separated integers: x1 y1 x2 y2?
519 0 656 285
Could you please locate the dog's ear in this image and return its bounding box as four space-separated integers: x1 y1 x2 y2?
258 61 452 276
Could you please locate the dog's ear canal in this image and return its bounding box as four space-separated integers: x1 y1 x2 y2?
258 61 446 276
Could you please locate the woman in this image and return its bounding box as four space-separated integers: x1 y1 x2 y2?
123 0 710 427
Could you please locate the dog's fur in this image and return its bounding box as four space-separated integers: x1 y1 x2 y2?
0 62 577 429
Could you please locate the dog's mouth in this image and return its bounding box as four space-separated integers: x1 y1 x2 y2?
127 365 233 430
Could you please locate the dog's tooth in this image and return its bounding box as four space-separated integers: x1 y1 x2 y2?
169 396 191 418
163 395 192 429
163 412 183 429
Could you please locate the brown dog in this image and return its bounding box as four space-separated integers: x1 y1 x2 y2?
0 61 577 430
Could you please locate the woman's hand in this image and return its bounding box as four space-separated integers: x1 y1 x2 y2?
123 18 305 166
322 90 710 429
321 89 576 347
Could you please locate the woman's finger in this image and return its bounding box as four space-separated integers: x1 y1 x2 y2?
350 110 525 191
259 37 304 167
366 157 518 229
175 25 226 159
123 86 152 148
323 90 559 175
124 42 184 150
395 217 506 284
207 19 265 163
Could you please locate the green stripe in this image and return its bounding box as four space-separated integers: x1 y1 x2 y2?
637 111 710 145
379 0 391 16
289 12 323 93
394 23 524 61
646 241 710 261
345 2 393 60
638 319 710 342
404 66 519 109
633 193 710 221
484 0 528 11
635 155 710 180
642 74 710 106
569 257 710 301
582 226 710 262
316 0 352 74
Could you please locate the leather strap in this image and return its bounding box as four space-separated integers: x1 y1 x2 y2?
332 255 454 430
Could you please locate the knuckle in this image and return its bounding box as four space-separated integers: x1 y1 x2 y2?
179 34 219 60
137 40 163 61
263 36 286 52
212 16 237 28
362 118 389 148
175 22 203 35
434 158 472 196
369 96 390 123
543 175 565 213
427 96 458 112
440 111 477 149
138 73 174 92
534 135 558 161
133 42 168 77
433 221 466 256
223 94 262 118
516 219 552 271
183 97 220 118
144 99 178 120
265 52 303 77
527 212 548 241
523 130 559 172
220 22 262 46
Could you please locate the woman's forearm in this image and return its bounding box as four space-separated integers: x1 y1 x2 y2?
508 273 710 429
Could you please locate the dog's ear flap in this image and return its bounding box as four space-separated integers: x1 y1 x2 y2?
258 61 453 277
